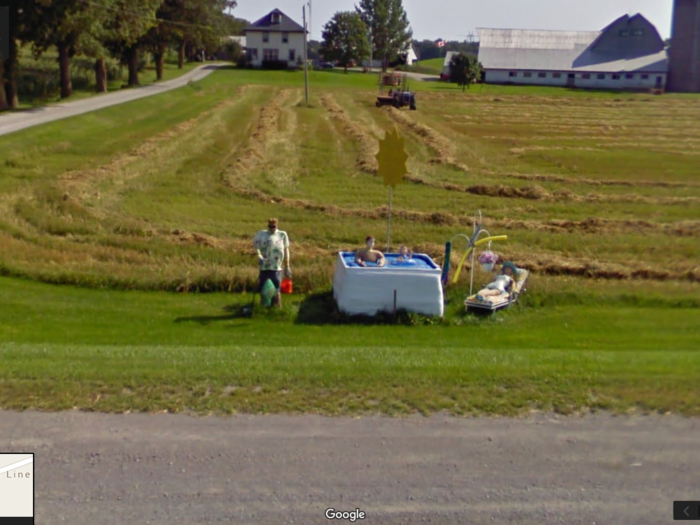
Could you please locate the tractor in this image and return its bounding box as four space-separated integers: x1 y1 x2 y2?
375 90 417 110
375 73 417 110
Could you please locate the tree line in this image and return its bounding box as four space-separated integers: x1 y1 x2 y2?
1 0 245 110
318 0 481 75
320 0 412 72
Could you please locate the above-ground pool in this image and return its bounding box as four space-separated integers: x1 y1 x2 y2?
333 252 444 317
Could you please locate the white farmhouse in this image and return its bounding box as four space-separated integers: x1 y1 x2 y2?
244 9 306 68
477 14 668 90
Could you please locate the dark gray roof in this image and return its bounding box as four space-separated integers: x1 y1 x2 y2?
244 9 305 33
477 13 667 73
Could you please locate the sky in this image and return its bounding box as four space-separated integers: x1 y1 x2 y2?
232 0 674 42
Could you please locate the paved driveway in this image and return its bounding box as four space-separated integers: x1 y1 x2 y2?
0 63 228 137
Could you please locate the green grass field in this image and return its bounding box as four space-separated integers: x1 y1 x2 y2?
1 67 699 416
401 57 444 75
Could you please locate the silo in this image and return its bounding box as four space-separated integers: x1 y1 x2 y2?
668 0 700 92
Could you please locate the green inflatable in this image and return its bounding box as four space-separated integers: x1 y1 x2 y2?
260 278 277 307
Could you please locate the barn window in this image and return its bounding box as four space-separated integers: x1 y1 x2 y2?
641 74 649 80
632 29 644 37
618 30 629 37
509 71 517 77
612 74 621 80
625 73 634 79
523 72 532 78
282 32 289 43
597 73 606 80
538 72 547 78
582 74 591 79
553 73 561 78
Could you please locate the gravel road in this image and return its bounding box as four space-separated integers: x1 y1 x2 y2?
0 64 227 137
0 411 696 524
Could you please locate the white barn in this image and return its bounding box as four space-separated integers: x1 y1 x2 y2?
477 14 668 90
244 9 306 68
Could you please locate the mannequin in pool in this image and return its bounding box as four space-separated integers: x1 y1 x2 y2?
355 236 385 267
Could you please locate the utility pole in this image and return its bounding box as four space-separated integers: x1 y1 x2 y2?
308 0 312 41
303 6 310 106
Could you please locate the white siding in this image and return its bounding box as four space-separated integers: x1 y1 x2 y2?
245 31 305 68
485 69 666 90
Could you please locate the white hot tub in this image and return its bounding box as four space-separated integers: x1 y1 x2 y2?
332 252 444 317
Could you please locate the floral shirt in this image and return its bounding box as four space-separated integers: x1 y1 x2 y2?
253 229 289 271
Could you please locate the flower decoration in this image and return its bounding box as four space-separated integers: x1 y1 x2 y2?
478 250 498 265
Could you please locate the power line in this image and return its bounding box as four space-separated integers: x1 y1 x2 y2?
77 0 221 31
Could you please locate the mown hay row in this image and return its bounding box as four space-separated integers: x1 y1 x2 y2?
224 180 700 238
384 107 470 172
226 88 293 183
403 174 700 205
502 172 700 189
319 93 378 174
60 86 249 188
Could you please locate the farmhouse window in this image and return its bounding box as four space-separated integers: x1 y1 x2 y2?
263 32 270 43
597 73 605 80
553 73 561 78
263 48 279 61
289 49 295 61
271 13 281 24
282 32 289 43
625 73 634 79
523 72 532 78
538 72 546 78
582 73 591 79
247 49 258 61
509 71 517 77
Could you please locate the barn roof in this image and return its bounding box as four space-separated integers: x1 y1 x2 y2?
477 14 667 73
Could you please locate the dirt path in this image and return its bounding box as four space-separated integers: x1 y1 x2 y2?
0 64 228 137
0 411 695 524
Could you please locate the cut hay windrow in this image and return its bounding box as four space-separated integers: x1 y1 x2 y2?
320 93 378 174
384 107 469 172
403 174 700 206
60 86 250 188
225 180 700 238
502 172 700 189
226 88 294 183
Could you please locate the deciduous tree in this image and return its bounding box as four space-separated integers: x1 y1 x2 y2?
320 12 369 72
356 0 412 72
449 52 482 92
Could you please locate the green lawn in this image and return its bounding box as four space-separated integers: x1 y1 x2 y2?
1 276 698 415
403 57 444 75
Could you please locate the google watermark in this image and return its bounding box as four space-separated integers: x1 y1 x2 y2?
325 508 366 522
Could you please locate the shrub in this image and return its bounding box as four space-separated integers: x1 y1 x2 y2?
262 59 289 70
